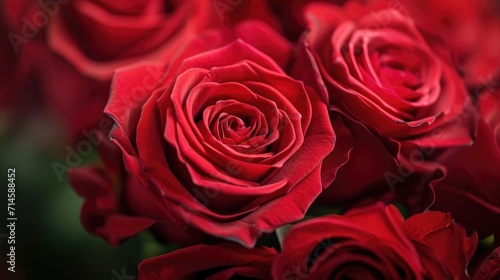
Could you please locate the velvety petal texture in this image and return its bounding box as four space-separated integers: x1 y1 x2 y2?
294 0 478 208
104 27 336 247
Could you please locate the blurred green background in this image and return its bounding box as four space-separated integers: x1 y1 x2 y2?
0 114 171 280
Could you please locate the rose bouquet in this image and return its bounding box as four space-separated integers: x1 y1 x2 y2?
3 0 500 279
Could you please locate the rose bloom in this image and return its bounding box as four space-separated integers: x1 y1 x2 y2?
430 88 500 239
138 243 277 279
401 0 500 86
71 23 338 247
294 1 477 206
47 0 215 80
29 0 209 139
273 203 478 279
45 0 292 81
9 0 283 140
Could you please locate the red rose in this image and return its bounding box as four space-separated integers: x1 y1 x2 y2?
102 26 337 247
2 0 291 141
273 203 477 279
32 0 213 139
47 0 285 80
402 0 500 86
430 88 500 238
138 243 277 279
294 1 476 203
69 23 321 246
473 247 500 280
47 0 214 80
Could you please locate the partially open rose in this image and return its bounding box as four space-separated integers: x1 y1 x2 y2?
273 203 477 279
298 1 475 158
402 0 500 87
48 0 214 80
293 1 477 207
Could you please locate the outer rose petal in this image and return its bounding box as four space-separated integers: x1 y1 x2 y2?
68 130 157 245
138 243 277 280
430 90 500 239
473 247 500 280
318 111 400 205
69 166 155 246
402 211 478 279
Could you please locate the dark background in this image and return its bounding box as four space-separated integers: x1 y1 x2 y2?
0 115 172 280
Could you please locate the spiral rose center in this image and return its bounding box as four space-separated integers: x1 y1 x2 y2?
226 116 248 131
373 48 423 90
200 99 279 155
